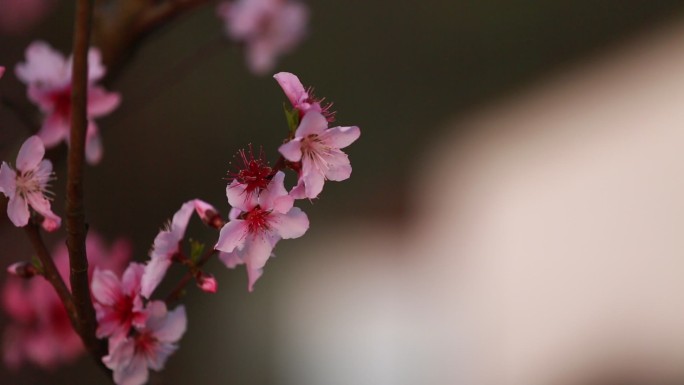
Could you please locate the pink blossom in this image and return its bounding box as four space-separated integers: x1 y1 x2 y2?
0 66 5 79
0 0 56 35
2 232 131 369
103 302 187 385
0 136 61 231
216 171 309 291
196 273 218 293
226 146 273 210
15 41 120 164
274 72 335 121
140 199 217 298
92 263 147 339
278 111 360 199
217 0 308 75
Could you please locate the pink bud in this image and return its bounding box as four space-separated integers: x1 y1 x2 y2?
193 199 225 229
196 273 217 293
7 262 37 278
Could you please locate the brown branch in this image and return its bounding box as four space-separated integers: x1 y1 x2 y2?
23 223 78 325
67 0 107 363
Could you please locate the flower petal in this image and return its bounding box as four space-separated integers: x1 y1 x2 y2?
7 195 29 227
295 110 327 137
15 41 67 87
242 234 276 292
87 86 120 117
258 171 293 213
91 268 122 306
38 113 69 148
140 257 171 299
16 136 45 172
0 162 17 198
121 263 145 296
278 139 302 162
271 207 309 240
226 180 256 212
85 122 103 165
301 157 325 198
150 304 187 343
273 72 307 107
323 125 360 149
215 219 248 253
25 191 61 231
219 250 244 269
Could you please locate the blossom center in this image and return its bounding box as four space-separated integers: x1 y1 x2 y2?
16 170 46 196
301 134 333 173
50 88 72 119
245 207 272 234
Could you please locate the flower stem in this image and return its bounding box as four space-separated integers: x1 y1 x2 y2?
165 248 218 305
67 0 108 366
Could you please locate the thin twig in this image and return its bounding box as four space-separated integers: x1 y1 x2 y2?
165 248 218 305
23 223 77 324
67 0 107 364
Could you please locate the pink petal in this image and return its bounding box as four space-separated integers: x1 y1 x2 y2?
91 268 121 306
25 191 61 231
121 263 144 296
140 257 171 299
15 41 67 87
86 48 106 82
192 199 218 223
323 125 360 149
7 195 29 227
226 180 257 212
148 302 187 343
16 136 45 172
271 207 309 240
278 139 302 162
215 219 248 253
228 207 242 221
295 110 327 137
85 122 103 165
273 72 307 107
219 250 243 268
197 274 218 293
38 113 69 147
323 152 352 182
87 86 120 117
288 178 307 199
0 162 17 198
169 201 195 240
258 171 293 213
246 40 277 75
301 158 325 198
0 66 5 79
242 235 275 292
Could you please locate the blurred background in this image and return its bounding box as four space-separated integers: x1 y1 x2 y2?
2 1 684 384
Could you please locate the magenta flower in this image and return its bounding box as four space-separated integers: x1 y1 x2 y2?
216 171 309 291
102 302 187 385
217 0 308 75
140 199 217 298
278 111 360 199
2 232 131 369
15 41 120 164
0 136 60 231
274 72 335 121
92 263 147 339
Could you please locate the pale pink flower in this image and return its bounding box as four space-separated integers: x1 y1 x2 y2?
103 302 187 385
0 0 56 34
217 0 308 75
0 136 61 231
2 232 131 369
278 111 360 199
216 171 309 291
92 263 147 339
274 72 335 121
226 146 273 211
140 199 217 298
15 41 120 164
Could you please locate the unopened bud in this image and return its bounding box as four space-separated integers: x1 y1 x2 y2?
193 200 225 229
7 262 38 278
196 273 218 293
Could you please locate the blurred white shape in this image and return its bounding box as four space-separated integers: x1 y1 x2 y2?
274 19 684 385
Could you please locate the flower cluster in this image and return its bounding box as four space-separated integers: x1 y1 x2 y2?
2 233 131 368
16 41 120 164
1 67 358 385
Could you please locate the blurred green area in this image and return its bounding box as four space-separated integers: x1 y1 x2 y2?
1 1 684 384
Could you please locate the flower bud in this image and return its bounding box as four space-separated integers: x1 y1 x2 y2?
196 273 217 293
7 262 38 278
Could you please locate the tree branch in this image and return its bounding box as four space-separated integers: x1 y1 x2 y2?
67 0 107 363
23 223 77 325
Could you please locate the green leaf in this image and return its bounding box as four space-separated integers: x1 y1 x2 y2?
189 239 206 264
283 103 300 135
31 255 44 275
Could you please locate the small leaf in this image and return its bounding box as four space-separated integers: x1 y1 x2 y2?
189 239 205 264
283 103 300 135
31 255 44 275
